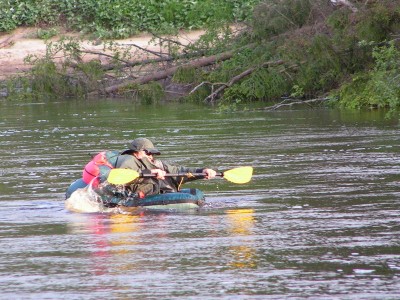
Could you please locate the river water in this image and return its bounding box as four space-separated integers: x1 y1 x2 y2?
0 99 399 299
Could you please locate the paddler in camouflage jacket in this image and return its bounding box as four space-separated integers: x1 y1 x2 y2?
115 138 216 196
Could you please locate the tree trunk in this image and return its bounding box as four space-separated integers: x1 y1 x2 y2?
103 50 235 94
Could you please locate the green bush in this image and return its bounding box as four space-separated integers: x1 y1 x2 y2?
238 0 400 106
0 0 62 31
0 1 20 31
252 0 330 39
1 0 260 38
338 42 400 112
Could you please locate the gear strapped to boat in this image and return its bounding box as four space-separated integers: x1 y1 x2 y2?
82 150 120 186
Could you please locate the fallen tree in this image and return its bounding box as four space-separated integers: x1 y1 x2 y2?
102 49 236 94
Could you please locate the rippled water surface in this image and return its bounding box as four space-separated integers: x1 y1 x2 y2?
0 100 399 299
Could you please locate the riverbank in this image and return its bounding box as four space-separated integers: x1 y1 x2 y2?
0 27 205 81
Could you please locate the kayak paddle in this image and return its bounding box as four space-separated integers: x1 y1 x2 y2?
107 166 253 185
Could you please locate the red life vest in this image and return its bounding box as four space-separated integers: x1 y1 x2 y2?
82 151 120 187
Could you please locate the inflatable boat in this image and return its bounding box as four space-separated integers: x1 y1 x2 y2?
65 178 205 212
64 166 252 213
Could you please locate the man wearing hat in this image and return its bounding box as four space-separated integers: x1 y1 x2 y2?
116 138 216 196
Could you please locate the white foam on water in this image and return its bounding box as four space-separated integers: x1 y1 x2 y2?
64 187 116 213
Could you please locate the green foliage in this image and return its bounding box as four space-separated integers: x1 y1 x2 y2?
30 59 72 99
125 82 165 104
355 1 400 42
0 0 62 31
0 2 18 31
172 66 201 84
326 1 400 71
224 68 289 102
338 42 400 114
0 0 260 38
4 76 33 101
36 28 59 39
327 8 352 33
75 60 105 92
252 0 328 39
290 85 305 98
4 36 107 100
208 47 257 83
184 85 211 104
190 24 236 54
5 58 81 100
292 34 344 93
229 0 400 109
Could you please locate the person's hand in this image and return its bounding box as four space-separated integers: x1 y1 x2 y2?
151 168 166 179
203 168 217 179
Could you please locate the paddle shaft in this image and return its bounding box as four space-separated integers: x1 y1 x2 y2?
142 172 223 178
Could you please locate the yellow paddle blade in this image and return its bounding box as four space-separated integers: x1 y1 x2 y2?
107 169 139 185
223 166 253 184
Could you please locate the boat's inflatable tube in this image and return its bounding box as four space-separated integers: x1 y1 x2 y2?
124 188 205 208
65 178 87 199
65 179 205 210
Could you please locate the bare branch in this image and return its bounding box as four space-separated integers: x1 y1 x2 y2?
78 49 131 64
260 97 330 111
190 81 214 94
149 32 188 49
121 43 169 58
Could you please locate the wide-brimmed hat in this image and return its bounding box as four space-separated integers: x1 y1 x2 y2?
127 138 160 155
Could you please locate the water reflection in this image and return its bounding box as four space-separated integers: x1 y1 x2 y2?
89 215 113 276
67 212 171 276
225 208 257 269
66 208 259 276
